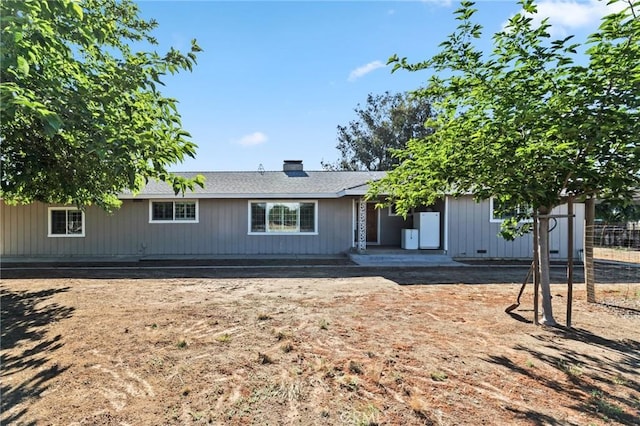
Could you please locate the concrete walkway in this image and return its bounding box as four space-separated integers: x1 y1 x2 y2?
348 253 465 267
2 251 468 268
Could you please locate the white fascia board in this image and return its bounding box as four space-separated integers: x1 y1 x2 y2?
119 192 342 200
340 189 378 196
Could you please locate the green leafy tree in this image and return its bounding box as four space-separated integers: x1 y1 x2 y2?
1 0 204 210
323 91 433 171
596 200 640 223
371 0 640 325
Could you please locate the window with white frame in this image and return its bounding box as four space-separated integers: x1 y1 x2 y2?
490 198 533 222
249 201 317 234
149 200 198 223
48 207 85 237
388 203 413 217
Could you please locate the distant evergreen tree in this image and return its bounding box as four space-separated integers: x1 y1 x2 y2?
323 91 433 171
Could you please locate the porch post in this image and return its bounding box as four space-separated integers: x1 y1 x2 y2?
358 198 367 252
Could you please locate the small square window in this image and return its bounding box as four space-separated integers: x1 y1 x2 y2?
490 198 533 223
48 208 85 237
149 200 198 223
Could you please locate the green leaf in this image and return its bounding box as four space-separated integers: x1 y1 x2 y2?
16 56 29 76
42 111 63 135
70 1 83 20
1 0 202 210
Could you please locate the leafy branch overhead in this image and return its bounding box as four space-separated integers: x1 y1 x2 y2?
1 0 205 210
374 0 639 217
370 0 639 326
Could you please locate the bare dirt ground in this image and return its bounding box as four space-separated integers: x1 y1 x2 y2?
594 247 640 264
2 264 639 426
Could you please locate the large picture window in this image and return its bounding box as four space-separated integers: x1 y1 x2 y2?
149 200 198 223
490 198 532 223
48 207 85 237
249 201 317 234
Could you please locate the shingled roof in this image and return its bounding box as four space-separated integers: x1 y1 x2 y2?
120 170 386 199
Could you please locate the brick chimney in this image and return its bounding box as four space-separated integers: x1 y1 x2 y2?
283 160 303 172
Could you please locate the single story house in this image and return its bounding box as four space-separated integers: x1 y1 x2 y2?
0 160 584 260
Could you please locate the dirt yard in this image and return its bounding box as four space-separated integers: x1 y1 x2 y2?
2 266 639 425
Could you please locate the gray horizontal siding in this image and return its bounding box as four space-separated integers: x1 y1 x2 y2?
1 199 355 257
447 196 584 260
1 197 585 259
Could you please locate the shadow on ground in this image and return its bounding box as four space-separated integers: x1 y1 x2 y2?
486 325 640 424
594 262 640 284
1 287 74 425
1 261 579 285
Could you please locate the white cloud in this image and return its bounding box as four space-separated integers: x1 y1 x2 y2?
421 0 453 6
236 131 268 146
526 0 626 36
348 61 386 82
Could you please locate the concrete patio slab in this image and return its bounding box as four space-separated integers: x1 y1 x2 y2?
348 253 466 267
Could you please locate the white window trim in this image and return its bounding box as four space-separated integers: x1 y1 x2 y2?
149 199 199 223
48 207 86 237
388 203 414 217
248 200 319 235
489 197 533 223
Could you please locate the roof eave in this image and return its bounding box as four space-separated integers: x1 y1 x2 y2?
341 189 372 197
119 192 345 200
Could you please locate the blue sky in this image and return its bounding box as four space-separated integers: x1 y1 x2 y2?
135 0 619 172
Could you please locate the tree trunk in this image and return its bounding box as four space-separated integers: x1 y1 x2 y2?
533 213 540 325
537 211 557 326
567 196 574 328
